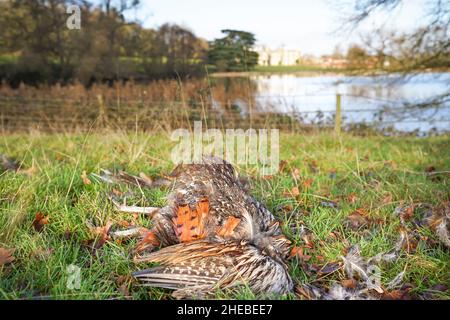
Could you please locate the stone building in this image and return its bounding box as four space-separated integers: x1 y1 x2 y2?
254 46 302 66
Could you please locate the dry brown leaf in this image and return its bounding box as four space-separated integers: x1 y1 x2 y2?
116 275 132 298
139 172 153 185
117 220 131 228
81 170 91 185
291 168 300 180
19 163 37 177
279 160 288 173
316 262 342 275
0 247 15 265
381 288 413 300
303 178 313 189
341 278 357 289
347 193 358 204
31 248 54 260
295 284 317 300
291 187 300 197
308 160 319 173
403 206 414 221
302 234 315 249
289 246 303 258
87 221 113 250
345 211 368 230
382 193 393 204
32 212 49 232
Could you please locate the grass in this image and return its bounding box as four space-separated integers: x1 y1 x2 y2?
0 131 449 300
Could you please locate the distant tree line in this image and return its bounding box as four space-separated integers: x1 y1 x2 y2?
0 0 259 86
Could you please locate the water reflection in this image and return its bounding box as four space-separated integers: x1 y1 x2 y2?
212 72 450 133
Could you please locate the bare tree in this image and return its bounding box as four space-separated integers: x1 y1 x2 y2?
337 0 450 110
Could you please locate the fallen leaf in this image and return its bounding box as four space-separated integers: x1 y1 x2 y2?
425 166 436 173
117 220 131 228
32 212 49 232
345 211 368 230
302 234 315 249
31 248 54 260
291 187 300 197
308 160 319 173
317 262 342 275
396 205 414 225
403 206 414 222
0 247 15 265
112 188 124 197
117 277 131 298
381 288 413 300
382 193 393 204
279 160 288 173
289 246 303 258
295 284 321 300
341 278 357 289
20 163 37 177
86 221 113 250
430 284 448 292
347 193 358 204
291 168 300 180
63 229 75 240
298 254 312 262
303 178 313 189
139 172 153 185
81 170 91 185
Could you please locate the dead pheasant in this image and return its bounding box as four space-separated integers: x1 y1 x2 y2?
106 157 283 252
102 156 293 297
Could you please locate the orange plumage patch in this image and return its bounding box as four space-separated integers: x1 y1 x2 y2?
173 199 209 242
217 216 241 238
135 230 160 253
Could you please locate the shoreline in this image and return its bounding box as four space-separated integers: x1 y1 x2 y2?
210 68 450 78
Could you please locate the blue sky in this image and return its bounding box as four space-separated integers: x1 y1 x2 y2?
124 0 428 56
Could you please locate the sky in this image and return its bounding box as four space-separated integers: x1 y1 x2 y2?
124 0 429 56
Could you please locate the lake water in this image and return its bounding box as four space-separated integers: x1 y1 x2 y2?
215 72 450 133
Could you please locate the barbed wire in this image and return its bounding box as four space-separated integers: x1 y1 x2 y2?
1 92 449 133
0 92 448 105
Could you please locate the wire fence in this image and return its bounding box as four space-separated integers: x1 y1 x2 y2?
1 93 449 134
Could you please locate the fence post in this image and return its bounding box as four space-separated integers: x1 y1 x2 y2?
335 93 341 135
97 94 106 127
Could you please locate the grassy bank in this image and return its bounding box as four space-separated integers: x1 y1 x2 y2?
0 132 449 299
211 65 346 77
254 65 343 73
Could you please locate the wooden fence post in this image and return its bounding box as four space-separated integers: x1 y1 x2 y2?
97 94 106 127
335 93 342 135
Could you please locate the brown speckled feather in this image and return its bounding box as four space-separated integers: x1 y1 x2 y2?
133 239 293 298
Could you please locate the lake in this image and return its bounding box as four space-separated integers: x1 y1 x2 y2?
213 72 450 133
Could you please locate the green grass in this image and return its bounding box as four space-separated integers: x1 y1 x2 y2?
0 54 19 65
0 131 449 300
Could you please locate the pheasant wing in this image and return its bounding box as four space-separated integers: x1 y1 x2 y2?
132 240 235 291
132 240 293 297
